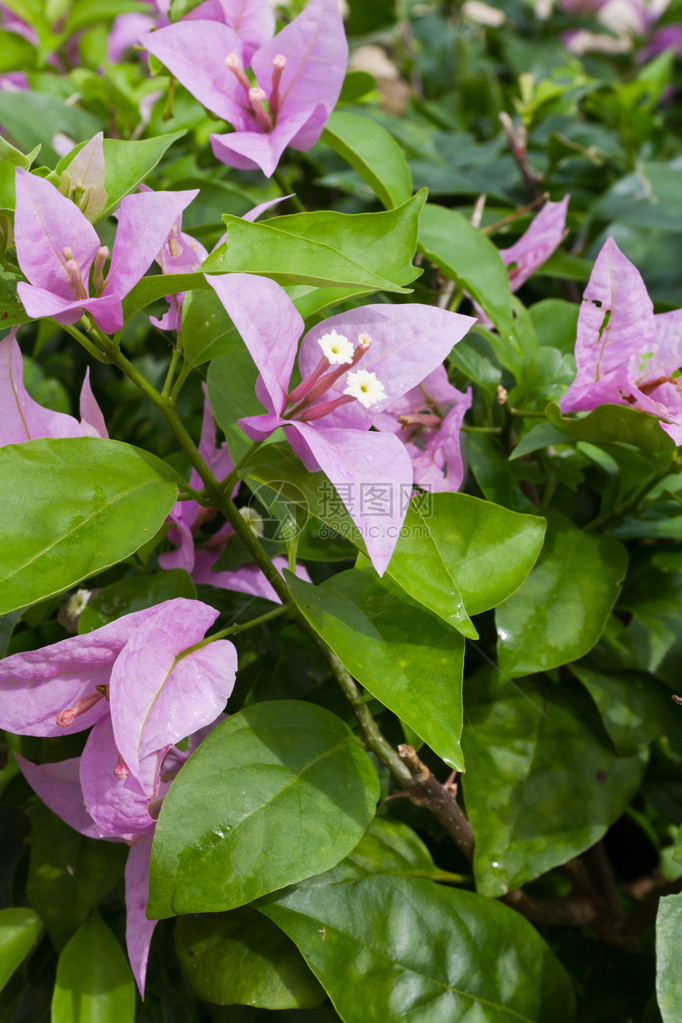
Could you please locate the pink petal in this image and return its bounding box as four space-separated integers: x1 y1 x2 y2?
80 717 157 838
140 21 249 127
16 754 118 841
0 329 85 446
286 423 414 577
107 12 156 62
0 606 159 737
242 194 290 222
252 0 347 148
298 304 475 431
109 598 237 785
17 282 124 333
411 387 472 493
206 273 302 417
125 835 157 997
105 189 199 300
210 105 311 176
645 310 682 380
192 550 308 601
500 196 569 292
561 237 656 412
14 168 100 300
185 0 275 63
79 368 108 438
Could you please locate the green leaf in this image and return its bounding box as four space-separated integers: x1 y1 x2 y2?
656 892 682 1023
240 446 475 637
0 907 42 994
259 876 576 1023
320 817 462 884
286 569 466 770
56 131 186 220
78 569 196 634
180 286 239 369
496 511 628 677
402 492 545 616
462 671 648 896
175 908 325 1010
321 111 412 210
148 700 379 919
1 269 33 328
26 802 127 950
0 437 178 615
0 138 40 210
203 225 408 294
0 93 102 168
122 271 211 323
596 159 682 233
546 401 677 456
0 30 37 72
204 192 424 295
572 662 676 757
64 0 150 33
52 913 135 1023
418 202 515 341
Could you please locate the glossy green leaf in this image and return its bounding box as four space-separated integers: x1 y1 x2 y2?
572 662 676 757
52 913 135 1023
0 907 42 994
418 202 515 341
240 447 475 637
204 193 424 293
148 701 379 919
0 93 102 168
78 569 196 634
462 670 647 896
203 226 407 294
175 908 325 1010
56 131 186 220
321 111 412 210
0 437 178 615
320 817 463 884
404 492 545 616
496 511 628 677
546 401 677 456
286 569 466 770
260 875 576 1023
656 892 682 1023
596 160 682 233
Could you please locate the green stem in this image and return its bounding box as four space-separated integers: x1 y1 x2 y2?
195 604 290 648
170 361 193 403
508 407 546 418
462 425 501 434
56 321 111 363
221 441 261 493
161 346 182 400
273 168 307 214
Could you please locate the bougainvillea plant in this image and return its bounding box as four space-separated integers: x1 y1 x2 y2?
0 0 681 1021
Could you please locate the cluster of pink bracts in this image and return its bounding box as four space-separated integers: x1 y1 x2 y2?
3 0 682 995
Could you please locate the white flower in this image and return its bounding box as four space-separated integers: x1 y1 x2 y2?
343 369 387 409
318 329 354 365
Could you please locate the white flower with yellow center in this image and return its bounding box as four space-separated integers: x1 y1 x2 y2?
343 369 387 409
318 329 354 365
